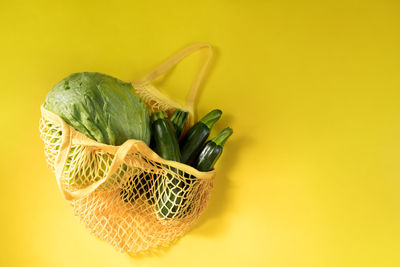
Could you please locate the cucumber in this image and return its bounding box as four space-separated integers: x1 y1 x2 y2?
170 109 189 139
180 109 222 165
194 127 233 171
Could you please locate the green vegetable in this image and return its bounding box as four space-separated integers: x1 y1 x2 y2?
44 72 150 146
170 109 189 139
151 111 181 162
155 174 187 219
180 109 222 165
120 172 152 203
151 111 186 218
194 127 233 171
121 111 179 206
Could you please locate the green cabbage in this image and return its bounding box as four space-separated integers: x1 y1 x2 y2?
44 72 150 146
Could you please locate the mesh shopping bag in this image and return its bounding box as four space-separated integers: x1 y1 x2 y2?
133 43 213 126
39 44 216 253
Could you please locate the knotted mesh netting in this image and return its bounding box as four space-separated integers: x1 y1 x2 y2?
39 106 215 253
39 43 217 253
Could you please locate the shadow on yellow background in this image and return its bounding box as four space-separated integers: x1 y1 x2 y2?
191 133 249 237
1 0 400 267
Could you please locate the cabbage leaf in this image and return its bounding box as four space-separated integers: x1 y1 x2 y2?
44 72 150 146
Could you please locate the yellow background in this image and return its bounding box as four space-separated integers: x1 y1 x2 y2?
1 0 399 266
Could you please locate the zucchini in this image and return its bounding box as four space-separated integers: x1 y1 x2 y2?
170 109 189 139
180 109 222 165
194 127 233 171
120 172 151 203
121 111 181 207
151 110 185 219
155 173 186 218
151 111 181 162
149 132 156 151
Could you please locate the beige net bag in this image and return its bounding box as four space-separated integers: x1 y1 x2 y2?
39 44 216 253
